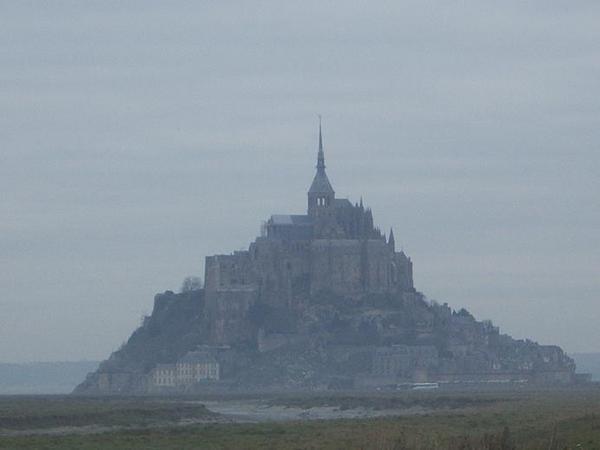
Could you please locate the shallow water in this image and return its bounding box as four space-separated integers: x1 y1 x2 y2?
200 399 428 422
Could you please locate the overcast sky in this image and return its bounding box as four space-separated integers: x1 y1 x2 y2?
1 1 599 362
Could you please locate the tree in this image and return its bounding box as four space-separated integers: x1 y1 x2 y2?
180 276 202 292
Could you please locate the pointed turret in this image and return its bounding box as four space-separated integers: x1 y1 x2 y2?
388 227 395 252
308 117 335 216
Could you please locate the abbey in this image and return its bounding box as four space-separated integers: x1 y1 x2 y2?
204 124 413 343
76 123 581 395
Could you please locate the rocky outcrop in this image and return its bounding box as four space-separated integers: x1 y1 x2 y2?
75 287 576 394
74 127 577 394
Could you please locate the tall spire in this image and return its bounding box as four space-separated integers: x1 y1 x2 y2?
308 116 335 214
388 227 396 252
317 115 325 172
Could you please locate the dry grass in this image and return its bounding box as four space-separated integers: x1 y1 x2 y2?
1 388 600 449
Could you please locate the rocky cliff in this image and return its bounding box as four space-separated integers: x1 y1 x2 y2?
75 285 576 394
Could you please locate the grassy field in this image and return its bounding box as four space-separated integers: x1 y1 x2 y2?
0 396 217 430
1 388 600 449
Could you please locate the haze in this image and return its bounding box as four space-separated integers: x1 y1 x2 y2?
1 1 599 362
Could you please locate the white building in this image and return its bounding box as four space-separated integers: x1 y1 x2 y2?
150 351 220 389
176 351 220 384
151 364 176 387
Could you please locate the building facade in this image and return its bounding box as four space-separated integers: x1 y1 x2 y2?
150 351 219 389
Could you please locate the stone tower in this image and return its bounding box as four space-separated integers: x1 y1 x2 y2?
307 119 335 216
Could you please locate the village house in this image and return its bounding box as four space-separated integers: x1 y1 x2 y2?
150 351 219 390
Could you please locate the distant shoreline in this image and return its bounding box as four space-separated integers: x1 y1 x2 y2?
0 361 100 395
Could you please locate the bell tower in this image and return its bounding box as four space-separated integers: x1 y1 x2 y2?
308 118 335 216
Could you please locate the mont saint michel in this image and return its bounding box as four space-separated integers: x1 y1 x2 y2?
76 125 578 394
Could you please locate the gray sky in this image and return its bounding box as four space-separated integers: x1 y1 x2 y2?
1 1 599 362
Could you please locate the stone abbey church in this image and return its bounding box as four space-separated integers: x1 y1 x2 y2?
76 124 580 395
205 124 414 344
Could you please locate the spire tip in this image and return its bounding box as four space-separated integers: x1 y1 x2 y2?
316 116 325 170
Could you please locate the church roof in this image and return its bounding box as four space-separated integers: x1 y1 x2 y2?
308 171 335 194
270 214 313 226
178 351 217 365
334 198 352 208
